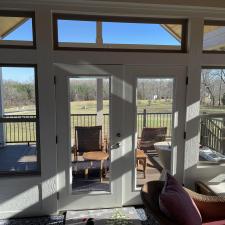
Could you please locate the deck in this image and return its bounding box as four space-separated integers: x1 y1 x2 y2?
0 144 37 172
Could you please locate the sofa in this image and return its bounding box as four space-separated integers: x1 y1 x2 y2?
141 180 225 225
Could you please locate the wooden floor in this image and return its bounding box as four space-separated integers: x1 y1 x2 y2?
72 150 162 192
136 150 163 187
0 144 37 172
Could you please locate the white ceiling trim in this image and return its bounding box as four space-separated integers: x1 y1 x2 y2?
1 0 225 19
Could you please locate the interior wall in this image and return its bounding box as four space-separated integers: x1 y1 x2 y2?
0 0 225 218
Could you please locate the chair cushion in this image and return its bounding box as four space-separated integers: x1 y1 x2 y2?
159 173 202 225
203 220 225 225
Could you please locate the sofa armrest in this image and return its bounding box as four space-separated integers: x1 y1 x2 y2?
141 181 177 225
185 188 225 222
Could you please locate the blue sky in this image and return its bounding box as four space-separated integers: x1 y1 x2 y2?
2 19 180 82
58 20 180 45
3 19 33 41
2 67 34 83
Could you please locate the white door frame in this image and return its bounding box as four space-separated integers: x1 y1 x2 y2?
55 63 124 210
122 65 187 205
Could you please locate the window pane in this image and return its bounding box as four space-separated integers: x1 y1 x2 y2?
203 24 225 51
199 69 225 163
69 77 110 193
57 20 96 43
103 22 181 47
136 78 174 188
54 15 186 51
0 67 40 174
0 14 34 47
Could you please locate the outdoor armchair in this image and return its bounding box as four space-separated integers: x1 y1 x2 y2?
72 126 108 161
137 127 167 152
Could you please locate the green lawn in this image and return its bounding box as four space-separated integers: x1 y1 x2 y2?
5 99 225 115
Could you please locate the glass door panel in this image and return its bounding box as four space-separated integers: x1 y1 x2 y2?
136 78 174 188
55 64 123 210
69 76 110 193
123 65 186 205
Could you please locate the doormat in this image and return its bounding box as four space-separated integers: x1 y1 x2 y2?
65 207 143 225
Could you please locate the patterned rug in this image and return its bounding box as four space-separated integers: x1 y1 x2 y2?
66 207 143 225
0 215 64 225
0 208 160 225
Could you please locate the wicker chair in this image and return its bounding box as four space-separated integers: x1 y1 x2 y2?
72 126 107 161
141 180 225 225
138 127 167 152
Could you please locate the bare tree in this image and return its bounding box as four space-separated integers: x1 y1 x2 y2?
201 69 225 107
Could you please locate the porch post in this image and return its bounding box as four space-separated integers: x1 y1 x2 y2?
96 78 103 128
0 68 5 147
222 118 225 155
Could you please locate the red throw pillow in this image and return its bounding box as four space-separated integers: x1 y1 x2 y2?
159 173 202 225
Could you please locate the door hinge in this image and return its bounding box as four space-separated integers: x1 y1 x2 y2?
54 76 56 85
57 192 59 200
56 135 58 144
186 76 189 85
184 132 187 139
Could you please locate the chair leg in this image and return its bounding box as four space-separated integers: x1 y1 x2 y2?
143 158 147 179
84 168 89 179
100 160 103 182
74 149 77 161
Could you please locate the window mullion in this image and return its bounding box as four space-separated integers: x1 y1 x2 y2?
96 21 103 46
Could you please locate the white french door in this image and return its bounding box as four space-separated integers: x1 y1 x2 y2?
122 65 187 205
55 64 124 210
55 63 187 209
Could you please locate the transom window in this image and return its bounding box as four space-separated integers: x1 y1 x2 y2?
203 21 225 52
0 11 36 48
53 14 187 52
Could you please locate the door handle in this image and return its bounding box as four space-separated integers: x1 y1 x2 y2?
116 133 121 137
111 143 120 149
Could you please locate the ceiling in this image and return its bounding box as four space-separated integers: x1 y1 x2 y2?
0 16 27 39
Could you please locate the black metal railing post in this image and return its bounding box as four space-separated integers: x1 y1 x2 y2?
143 109 147 128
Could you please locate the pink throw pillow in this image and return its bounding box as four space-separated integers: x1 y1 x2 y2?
159 173 202 225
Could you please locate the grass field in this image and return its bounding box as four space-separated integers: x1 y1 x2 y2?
5 99 225 115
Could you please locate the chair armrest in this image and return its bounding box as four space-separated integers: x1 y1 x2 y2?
71 145 78 161
137 138 141 149
71 145 77 152
185 188 225 222
102 138 108 152
195 181 217 196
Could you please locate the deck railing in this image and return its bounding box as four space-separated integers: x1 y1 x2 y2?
1 112 224 154
200 114 225 154
0 115 37 144
137 110 172 137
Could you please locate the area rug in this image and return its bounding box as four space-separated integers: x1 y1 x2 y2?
65 207 143 225
0 215 64 225
0 208 159 225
